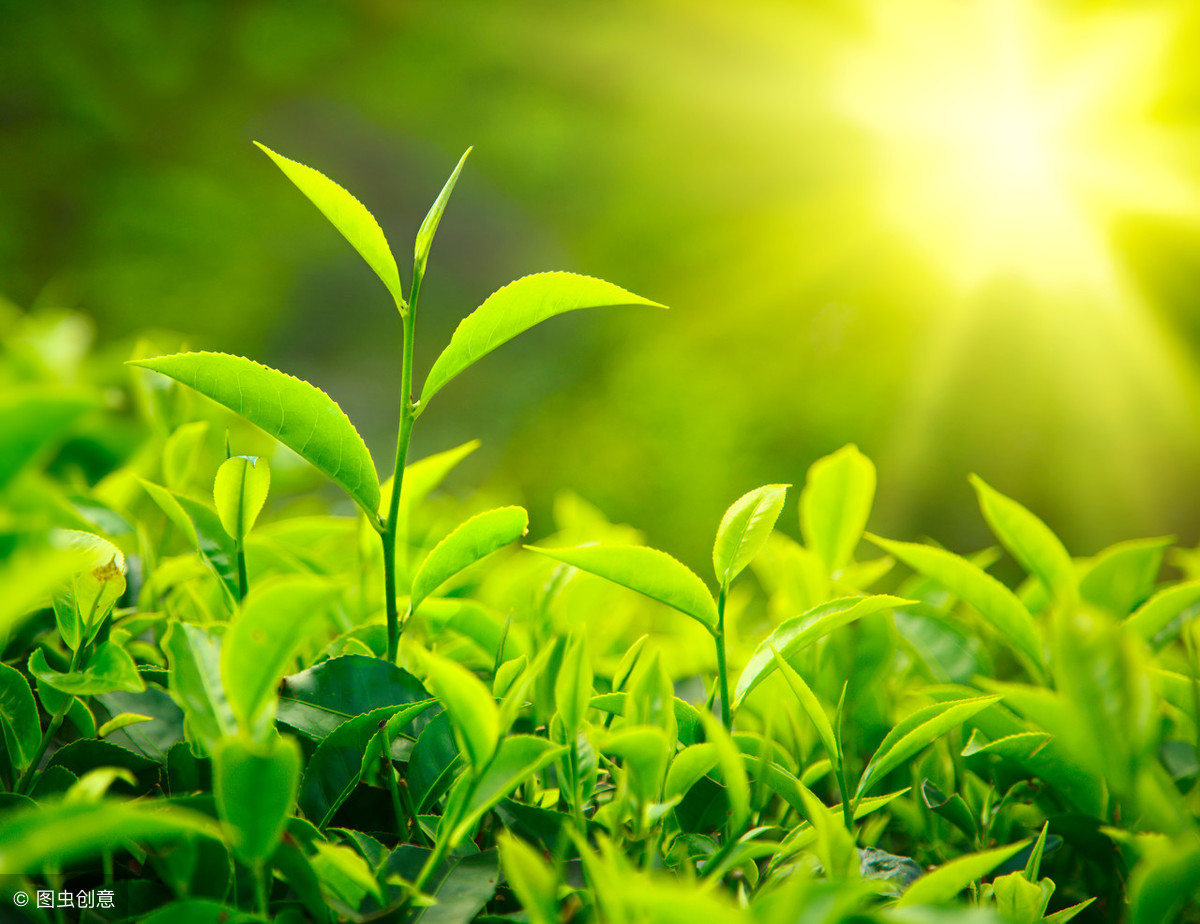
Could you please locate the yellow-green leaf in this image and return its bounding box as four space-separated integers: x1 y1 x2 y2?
713 484 789 587
255 142 403 305
410 506 528 613
213 455 270 543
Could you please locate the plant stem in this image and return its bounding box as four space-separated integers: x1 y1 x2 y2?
254 860 269 916
715 584 731 729
379 724 408 839
15 706 66 795
383 299 417 664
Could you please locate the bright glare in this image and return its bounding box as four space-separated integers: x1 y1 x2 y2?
835 0 1199 295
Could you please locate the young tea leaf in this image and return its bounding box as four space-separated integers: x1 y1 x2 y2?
0 662 40 777
857 695 1001 797
869 534 1043 670
220 576 340 737
712 484 789 588
735 595 912 707
214 732 302 863
130 352 380 519
1126 579 1200 641
800 444 876 575
255 142 403 306
410 506 528 613
422 650 500 767
414 147 471 287
420 272 665 406
770 649 839 773
896 839 1030 906
970 474 1077 606
213 455 270 544
526 544 717 632
140 480 239 604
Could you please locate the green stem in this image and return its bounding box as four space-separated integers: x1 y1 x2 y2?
16 645 85 794
379 724 408 839
384 299 417 664
715 584 731 729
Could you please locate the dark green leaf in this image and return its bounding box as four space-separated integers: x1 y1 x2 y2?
214 733 302 863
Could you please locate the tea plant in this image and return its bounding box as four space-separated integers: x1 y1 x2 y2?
0 146 1198 924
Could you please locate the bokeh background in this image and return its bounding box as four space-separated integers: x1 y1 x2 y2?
5 0 1200 571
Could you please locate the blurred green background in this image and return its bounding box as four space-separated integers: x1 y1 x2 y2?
5 0 1200 570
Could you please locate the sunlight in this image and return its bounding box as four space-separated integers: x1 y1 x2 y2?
835 0 1199 296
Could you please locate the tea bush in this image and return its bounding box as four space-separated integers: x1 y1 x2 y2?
0 148 1197 923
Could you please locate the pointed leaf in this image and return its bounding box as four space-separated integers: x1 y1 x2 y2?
163 621 236 751
421 272 665 405
700 712 750 835
213 455 270 543
29 644 145 696
0 662 40 777
215 733 302 863
221 576 340 736
896 840 1029 906
735 595 912 707
869 534 1043 669
771 649 838 772
411 506 528 612
1126 579 1200 641
423 650 500 767
970 475 1076 606
713 484 789 587
415 148 471 283
526 544 717 631
130 352 379 517
451 735 565 843
858 695 1001 796
255 142 403 305
141 480 239 602
800 444 876 574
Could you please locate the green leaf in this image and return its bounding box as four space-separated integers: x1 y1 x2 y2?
1126 579 1200 641
422 650 500 767
555 630 593 735
1079 536 1171 617
140 901 259 924
858 695 1001 797
896 839 1029 906
47 738 159 794
800 444 876 574
392 439 481 556
299 701 436 826
970 475 1076 606
713 484 789 587
255 142 403 305
869 534 1043 669
98 712 154 738
130 352 380 518
699 712 750 835
141 480 239 603
498 833 558 924
213 455 270 543
50 529 126 650
411 506 528 612
602 726 670 803
1045 899 1097 923
420 272 665 405
414 148 471 286
278 654 430 740
163 420 210 491
29 643 145 696
664 743 719 801
735 595 912 707
526 544 717 632
163 621 236 753
415 849 500 924
920 778 978 841
0 662 39 777
770 649 839 773
449 735 565 844
214 733 302 863
992 871 1053 922
220 576 340 736
0 800 220 874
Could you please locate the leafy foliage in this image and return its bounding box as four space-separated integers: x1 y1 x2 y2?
1 145 1196 924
